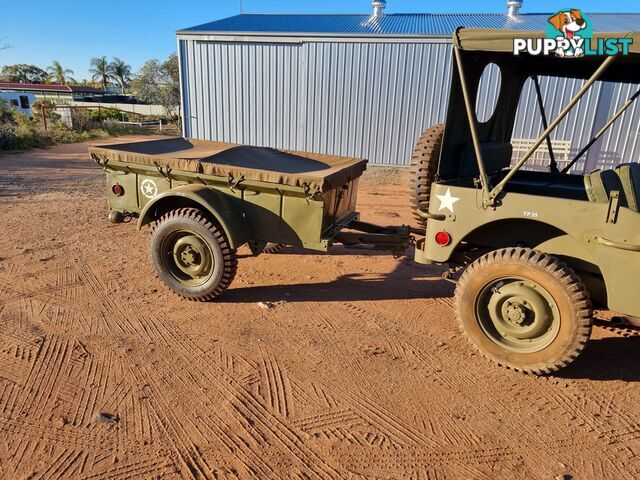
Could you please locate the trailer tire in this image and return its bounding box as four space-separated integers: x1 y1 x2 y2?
409 124 445 227
150 208 237 301
455 248 592 375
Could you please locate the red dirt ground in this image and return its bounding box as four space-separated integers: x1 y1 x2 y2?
1 138 639 479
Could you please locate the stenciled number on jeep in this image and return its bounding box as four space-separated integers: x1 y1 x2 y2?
523 211 539 218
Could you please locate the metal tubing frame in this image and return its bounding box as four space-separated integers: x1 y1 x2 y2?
561 87 640 174
532 75 558 173
453 46 492 207
490 54 616 201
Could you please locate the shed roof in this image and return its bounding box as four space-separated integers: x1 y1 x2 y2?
0 82 104 94
178 13 640 37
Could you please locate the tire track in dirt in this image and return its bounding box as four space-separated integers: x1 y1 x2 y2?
261 301 439 450
412 304 630 443
78 456 178 480
0 415 111 452
292 409 366 437
279 301 440 449
34 448 84 480
259 349 293 418
73 349 113 428
125 355 278 479
0 272 84 307
0 337 35 385
326 300 561 474
8 335 68 419
399 310 640 476
75 262 345 479
131 327 344 479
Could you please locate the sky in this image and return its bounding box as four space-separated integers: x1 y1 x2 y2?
2 0 639 81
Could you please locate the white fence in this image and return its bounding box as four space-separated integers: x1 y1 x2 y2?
71 101 177 116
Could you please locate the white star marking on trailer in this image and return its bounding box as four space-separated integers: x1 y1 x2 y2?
436 188 460 214
140 179 158 199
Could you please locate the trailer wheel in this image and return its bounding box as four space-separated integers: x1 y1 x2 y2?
455 248 592 375
409 124 444 227
150 208 237 301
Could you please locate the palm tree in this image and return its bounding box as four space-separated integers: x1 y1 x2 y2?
109 58 132 94
46 60 75 85
89 56 111 91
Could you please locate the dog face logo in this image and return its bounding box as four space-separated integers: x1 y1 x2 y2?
548 10 586 40
547 9 591 57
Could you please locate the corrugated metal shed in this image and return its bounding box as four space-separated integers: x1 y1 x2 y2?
177 13 640 170
179 13 640 36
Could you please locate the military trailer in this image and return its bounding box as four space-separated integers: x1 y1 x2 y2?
92 28 640 375
90 138 409 299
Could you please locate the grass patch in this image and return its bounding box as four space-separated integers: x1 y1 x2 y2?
0 102 178 152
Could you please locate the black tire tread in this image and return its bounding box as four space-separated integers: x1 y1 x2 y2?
409 124 445 226
151 207 237 302
454 247 592 375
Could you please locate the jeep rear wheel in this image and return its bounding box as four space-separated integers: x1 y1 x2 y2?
455 248 592 374
150 208 237 301
409 124 444 227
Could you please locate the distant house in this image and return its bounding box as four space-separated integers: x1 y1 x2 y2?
0 82 105 102
0 91 36 118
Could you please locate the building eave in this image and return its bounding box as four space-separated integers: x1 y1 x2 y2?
176 30 452 43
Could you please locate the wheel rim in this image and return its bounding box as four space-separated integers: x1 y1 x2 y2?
161 231 214 286
475 277 560 353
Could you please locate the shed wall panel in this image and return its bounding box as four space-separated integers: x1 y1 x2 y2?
179 38 638 170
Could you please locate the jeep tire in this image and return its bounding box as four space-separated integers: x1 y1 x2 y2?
455 248 592 374
409 124 445 227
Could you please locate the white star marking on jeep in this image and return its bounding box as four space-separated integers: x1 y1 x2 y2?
140 179 158 199
436 188 460 214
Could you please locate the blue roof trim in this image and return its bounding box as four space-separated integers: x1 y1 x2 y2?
179 13 640 36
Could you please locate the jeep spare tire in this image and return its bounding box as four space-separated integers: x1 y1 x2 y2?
409 124 445 227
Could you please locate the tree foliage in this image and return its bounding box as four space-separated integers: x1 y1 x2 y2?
109 57 132 94
46 61 75 85
89 56 111 90
130 54 180 118
1 64 48 83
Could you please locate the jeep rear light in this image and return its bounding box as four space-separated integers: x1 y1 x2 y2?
112 184 124 197
435 231 452 246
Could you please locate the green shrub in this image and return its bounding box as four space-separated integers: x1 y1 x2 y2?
0 112 52 150
88 108 124 122
0 105 161 152
31 99 59 124
102 119 147 136
0 122 17 150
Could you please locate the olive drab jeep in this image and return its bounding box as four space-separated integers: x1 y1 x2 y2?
410 28 640 374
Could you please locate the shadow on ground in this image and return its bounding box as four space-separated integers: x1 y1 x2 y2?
557 334 640 382
226 258 455 303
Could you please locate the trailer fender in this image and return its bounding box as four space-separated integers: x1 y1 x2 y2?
137 184 250 249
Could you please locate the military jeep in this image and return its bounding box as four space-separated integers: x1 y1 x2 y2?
411 28 640 374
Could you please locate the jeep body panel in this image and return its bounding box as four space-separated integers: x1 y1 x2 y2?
416 181 640 317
